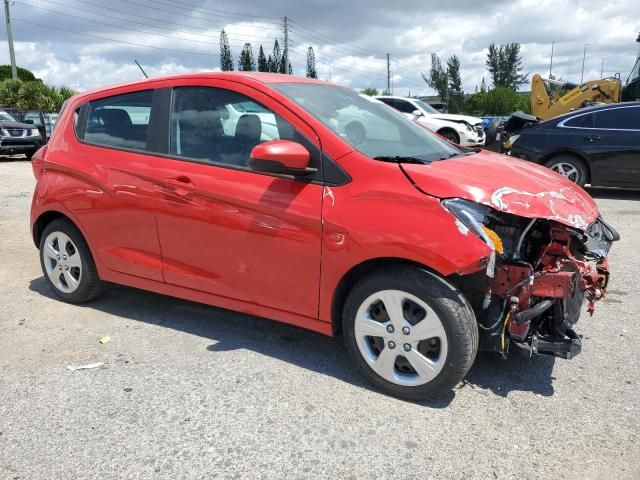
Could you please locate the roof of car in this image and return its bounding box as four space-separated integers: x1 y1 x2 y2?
548 101 640 122
74 72 334 100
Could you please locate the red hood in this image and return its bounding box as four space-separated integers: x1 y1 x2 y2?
402 150 599 231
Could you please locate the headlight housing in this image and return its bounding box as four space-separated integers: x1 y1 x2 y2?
442 198 505 276
28 128 40 137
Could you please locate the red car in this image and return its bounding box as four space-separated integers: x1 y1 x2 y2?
30 73 617 400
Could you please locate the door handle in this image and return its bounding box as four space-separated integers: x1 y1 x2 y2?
584 135 602 142
163 176 194 196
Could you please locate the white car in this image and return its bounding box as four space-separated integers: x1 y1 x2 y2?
375 96 486 147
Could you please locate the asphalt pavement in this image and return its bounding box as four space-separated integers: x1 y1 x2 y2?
0 159 638 479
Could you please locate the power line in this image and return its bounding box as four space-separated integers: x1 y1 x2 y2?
110 0 280 28
16 1 253 48
133 0 281 21
288 19 377 57
7 17 221 57
48 0 280 41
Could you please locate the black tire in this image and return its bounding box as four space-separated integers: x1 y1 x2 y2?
342 266 478 401
39 218 104 303
484 119 501 147
439 129 460 145
544 155 588 187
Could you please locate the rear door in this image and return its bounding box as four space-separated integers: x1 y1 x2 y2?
589 105 640 185
149 82 324 318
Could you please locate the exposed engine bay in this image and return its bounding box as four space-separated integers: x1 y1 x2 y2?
445 198 619 359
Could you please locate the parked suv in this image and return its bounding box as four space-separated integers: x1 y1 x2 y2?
0 109 44 159
375 95 486 146
31 73 616 400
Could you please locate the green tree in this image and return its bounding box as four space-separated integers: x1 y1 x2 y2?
464 87 530 116
0 65 38 82
257 45 268 72
446 55 464 113
306 47 317 78
0 79 76 111
271 40 282 73
422 53 448 106
361 87 379 96
486 43 527 89
238 43 255 71
267 55 275 73
219 29 234 71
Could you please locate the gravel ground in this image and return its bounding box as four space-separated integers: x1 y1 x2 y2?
0 159 638 480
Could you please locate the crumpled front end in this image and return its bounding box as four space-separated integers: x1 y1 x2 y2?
446 199 619 359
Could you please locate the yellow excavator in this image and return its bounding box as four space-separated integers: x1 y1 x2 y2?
486 32 640 151
531 32 640 119
530 74 622 120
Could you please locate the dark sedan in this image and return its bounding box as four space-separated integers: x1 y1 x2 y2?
510 102 640 187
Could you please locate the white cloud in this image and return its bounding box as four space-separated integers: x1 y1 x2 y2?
0 0 637 97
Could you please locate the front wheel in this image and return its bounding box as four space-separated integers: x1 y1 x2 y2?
439 129 460 144
343 266 478 400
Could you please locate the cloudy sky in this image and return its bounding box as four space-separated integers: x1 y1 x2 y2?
1 0 638 95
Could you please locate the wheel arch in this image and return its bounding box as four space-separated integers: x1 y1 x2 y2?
436 127 460 143
541 150 592 183
331 257 442 337
33 210 78 247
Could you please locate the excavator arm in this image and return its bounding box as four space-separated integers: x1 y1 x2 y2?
531 74 622 120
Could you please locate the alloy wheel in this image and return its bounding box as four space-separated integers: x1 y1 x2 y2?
354 289 448 387
42 231 83 294
550 162 580 183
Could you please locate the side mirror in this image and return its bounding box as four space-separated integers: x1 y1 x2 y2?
23 119 34 124
412 109 424 117
249 140 316 176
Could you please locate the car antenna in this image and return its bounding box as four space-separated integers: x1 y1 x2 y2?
134 60 149 78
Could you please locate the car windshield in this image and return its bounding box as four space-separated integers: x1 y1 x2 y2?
0 111 16 122
413 99 440 114
628 57 640 84
272 84 460 162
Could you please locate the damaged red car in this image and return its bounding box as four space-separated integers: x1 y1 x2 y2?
30 73 618 400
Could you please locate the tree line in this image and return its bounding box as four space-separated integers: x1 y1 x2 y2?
220 30 318 78
0 66 76 112
417 42 530 115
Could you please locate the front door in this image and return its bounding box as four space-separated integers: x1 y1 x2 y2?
151 85 324 318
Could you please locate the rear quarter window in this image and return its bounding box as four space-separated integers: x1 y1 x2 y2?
564 113 594 128
82 90 153 151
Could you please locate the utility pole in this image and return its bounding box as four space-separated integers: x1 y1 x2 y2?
3 0 17 80
580 43 589 84
283 16 289 75
599 57 605 78
549 41 555 77
386 53 390 94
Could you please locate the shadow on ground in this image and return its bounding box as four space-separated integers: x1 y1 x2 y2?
29 276 556 406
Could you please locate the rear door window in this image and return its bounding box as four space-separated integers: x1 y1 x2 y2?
594 107 640 130
83 90 153 151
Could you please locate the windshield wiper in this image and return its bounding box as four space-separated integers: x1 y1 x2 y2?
440 151 471 160
373 155 428 164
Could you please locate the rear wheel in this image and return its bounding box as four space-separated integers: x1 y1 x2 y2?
39 219 104 303
343 266 478 400
544 155 588 186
